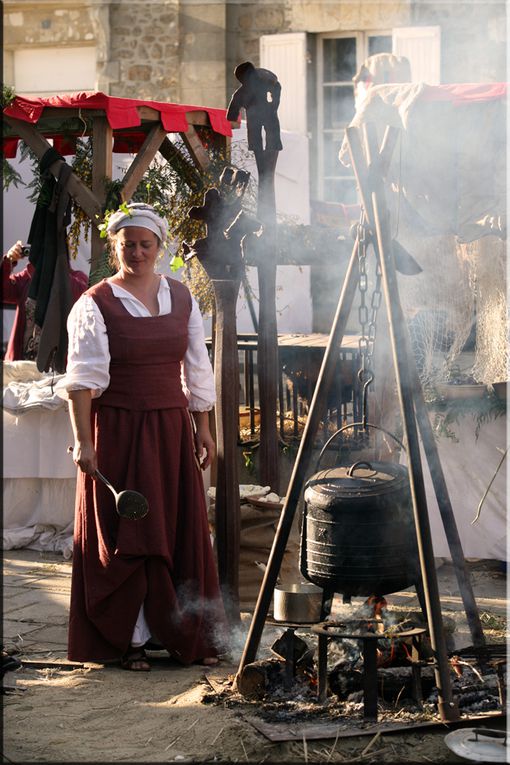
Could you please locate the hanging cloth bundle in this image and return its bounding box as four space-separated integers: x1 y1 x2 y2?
26 147 74 373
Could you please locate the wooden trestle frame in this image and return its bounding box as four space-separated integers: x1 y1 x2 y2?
3 106 233 273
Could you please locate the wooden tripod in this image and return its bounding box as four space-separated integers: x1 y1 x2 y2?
236 123 486 723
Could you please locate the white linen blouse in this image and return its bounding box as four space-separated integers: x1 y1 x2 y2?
58 276 215 412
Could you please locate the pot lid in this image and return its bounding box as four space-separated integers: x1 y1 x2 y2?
444 729 508 763
308 461 406 489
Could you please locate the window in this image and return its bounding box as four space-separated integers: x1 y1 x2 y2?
13 46 97 96
318 32 392 203
260 28 440 205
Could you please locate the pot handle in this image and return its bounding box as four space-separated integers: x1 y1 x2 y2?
299 498 309 581
346 461 374 476
314 422 406 472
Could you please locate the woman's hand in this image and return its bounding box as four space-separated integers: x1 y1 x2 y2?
192 411 216 471
68 390 96 474
70 442 98 475
5 241 24 265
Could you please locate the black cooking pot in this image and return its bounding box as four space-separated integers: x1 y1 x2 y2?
300 426 420 598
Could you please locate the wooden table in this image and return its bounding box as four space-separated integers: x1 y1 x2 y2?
206 332 363 441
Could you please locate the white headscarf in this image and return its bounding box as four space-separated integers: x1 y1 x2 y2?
106 203 168 244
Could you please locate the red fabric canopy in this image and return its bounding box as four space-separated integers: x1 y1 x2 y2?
420 82 507 104
3 91 233 158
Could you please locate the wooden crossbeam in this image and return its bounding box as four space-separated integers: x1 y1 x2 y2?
181 124 211 172
4 115 102 223
158 136 203 191
119 123 168 203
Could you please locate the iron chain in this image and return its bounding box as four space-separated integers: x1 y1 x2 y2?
357 222 382 375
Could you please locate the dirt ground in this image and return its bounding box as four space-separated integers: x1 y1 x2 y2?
3 550 508 763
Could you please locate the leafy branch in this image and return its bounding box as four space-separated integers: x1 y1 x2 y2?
431 392 506 442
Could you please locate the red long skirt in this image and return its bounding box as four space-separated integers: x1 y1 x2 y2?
68 405 227 664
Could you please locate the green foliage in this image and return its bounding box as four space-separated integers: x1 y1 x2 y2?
242 448 256 475
2 159 23 191
431 392 506 442
2 84 16 107
3 117 251 310
68 136 93 259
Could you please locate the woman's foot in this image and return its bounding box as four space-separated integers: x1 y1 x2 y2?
120 647 151 671
199 656 219 666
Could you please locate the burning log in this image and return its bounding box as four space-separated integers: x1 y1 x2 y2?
236 658 291 699
237 647 315 700
329 664 436 703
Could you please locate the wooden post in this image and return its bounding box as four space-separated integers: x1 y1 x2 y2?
209 278 242 623
255 150 280 493
347 123 485 646
91 117 113 274
185 168 258 625
3 115 102 225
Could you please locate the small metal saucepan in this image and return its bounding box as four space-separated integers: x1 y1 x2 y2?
273 582 323 624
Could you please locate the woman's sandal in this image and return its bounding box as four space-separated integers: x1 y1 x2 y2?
120 647 151 671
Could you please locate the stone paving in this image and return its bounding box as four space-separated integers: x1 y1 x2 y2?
2 549 507 660
4 550 72 659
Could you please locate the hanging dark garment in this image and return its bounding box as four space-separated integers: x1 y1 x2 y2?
27 147 74 373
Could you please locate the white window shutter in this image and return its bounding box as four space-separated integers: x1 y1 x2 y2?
392 26 441 85
260 32 307 135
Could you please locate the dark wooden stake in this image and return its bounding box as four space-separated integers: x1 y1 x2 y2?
209 278 242 624
349 123 484 650
255 151 280 492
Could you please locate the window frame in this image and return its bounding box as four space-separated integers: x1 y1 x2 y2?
317 30 392 202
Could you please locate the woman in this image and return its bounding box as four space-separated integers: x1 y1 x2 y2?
62 202 226 671
2 240 87 361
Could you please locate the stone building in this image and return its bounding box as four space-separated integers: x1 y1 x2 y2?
4 1 506 207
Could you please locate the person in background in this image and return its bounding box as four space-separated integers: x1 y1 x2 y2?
61 202 227 671
2 240 88 361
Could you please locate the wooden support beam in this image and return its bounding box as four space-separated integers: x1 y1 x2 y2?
158 136 203 191
91 117 113 274
4 115 102 223
181 124 211 172
92 116 113 198
119 123 168 203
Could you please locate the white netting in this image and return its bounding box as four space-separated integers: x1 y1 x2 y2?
460 236 508 384
396 228 475 391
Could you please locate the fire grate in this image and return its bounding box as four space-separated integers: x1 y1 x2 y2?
312 619 427 722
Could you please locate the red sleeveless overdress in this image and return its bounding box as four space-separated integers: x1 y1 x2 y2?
67 278 227 663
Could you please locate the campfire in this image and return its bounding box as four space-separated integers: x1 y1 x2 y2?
224 596 506 730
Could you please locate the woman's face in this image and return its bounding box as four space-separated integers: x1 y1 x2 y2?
114 227 160 277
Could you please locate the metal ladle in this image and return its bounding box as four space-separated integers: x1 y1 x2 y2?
67 447 149 520
94 469 149 520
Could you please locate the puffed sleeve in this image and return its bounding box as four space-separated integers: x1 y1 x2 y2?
181 296 216 411
56 294 111 398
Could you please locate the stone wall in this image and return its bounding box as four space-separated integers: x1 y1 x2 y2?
4 1 506 106
109 1 180 100
178 1 227 108
411 1 506 83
